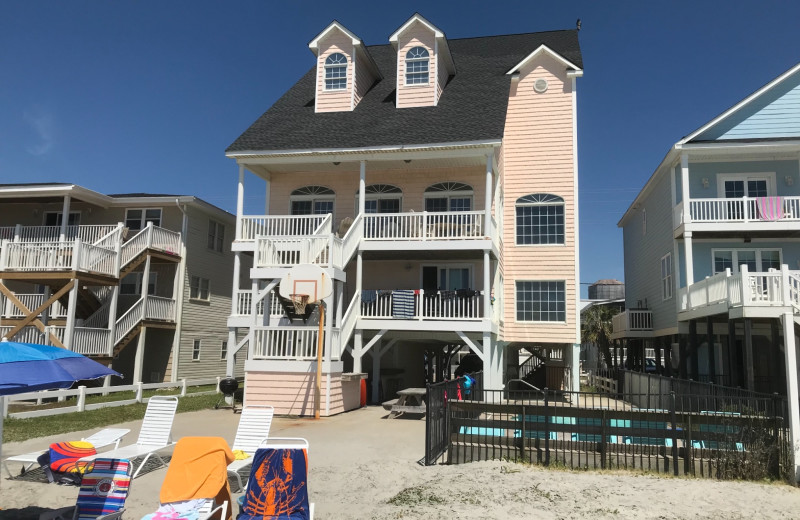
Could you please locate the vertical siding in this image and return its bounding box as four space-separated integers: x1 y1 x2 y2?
500 53 578 344
177 205 244 379
622 173 677 332
396 22 436 109
316 31 354 113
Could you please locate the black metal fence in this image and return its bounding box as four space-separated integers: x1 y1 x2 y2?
425 382 791 481
424 372 483 466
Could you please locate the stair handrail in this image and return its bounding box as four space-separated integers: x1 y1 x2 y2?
340 214 363 267
506 378 544 393
114 298 144 344
92 223 125 250
84 298 112 328
314 213 333 235
338 292 360 355
119 226 150 269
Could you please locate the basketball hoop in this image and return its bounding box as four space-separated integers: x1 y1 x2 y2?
289 294 309 315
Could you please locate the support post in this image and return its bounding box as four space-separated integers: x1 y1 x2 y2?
728 318 738 387
359 161 366 216
744 318 755 390
684 231 694 286
707 316 716 383
236 164 245 240
63 280 80 349
133 326 147 383
680 153 690 224
77 386 86 412
689 320 699 379
371 339 382 404
353 329 363 373
483 251 491 318
315 301 325 419
484 152 493 237
780 312 800 482
59 194 71 242
771 319 782 394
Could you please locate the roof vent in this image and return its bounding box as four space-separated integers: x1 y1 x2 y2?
533 78 548 93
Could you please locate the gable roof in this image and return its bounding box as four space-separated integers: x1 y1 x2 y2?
681 62 800 144
226 29 582 154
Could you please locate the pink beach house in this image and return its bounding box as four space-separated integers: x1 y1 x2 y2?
224 14 584 416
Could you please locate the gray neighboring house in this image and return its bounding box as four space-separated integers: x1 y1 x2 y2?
612 62 800 477
0 183 245 384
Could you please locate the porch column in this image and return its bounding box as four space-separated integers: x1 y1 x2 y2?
483 251 491 318
689 320 699 379
771 319 782 394
781 311 800 481
684 231 694 286
570 343 580 392
744 318 755 390
235 164 245 240
41 286 51 326
728 318 738 387
680 152 690 225
484 332 503 390
133 326 147 383
59 195 71 241
264 176 271 215
371 338 382 404
353 329 363 373
356 252 363 296
141 254 152 308
63 281 79 349
359 160 366 216
230 253 241 317
484 152 493 237
226 328 237 378
106 286 120 356
707 317 716 383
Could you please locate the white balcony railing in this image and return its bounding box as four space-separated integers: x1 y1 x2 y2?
238 215 328 241
363 211 485 240
0 225 119 245
678 265 800 314
255 235 341 268
676 196 800 227
1 294 68 319
0 240 117 277
144 296 176 321
252 326 321 360
611 309 653 335
360 289 483 320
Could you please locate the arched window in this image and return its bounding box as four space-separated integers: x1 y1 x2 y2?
405 47 430 85
515 194 565 245
356 184 402 214
324 53 347 90
424 182 472 212
290 186 335 218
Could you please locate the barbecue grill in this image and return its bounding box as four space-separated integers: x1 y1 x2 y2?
215 377 240 413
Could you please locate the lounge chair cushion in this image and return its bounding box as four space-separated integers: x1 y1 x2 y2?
238 448 310 520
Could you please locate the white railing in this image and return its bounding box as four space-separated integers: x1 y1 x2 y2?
0 325 44 343
363 211 485 240
232 290 272 317
0 239 117 276
611 309 653 334
150 226 181 256
360 289 483 320
679 265 800 313
681 196 800 225
0 226 14 241
9 225 118 244
80 242 117 276
340 214 363 267
252 327 320 360
84 298 112 328
339 292 360 353
119 227 149 267
145 296 176 321
115 298 144 343
2 294 67 318
70 327 111 355
673 201 684 229
255 236 336 268
238 215 328 241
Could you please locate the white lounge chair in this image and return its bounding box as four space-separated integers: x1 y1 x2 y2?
79 395 178 479
227 404 274 490
2 427 130 478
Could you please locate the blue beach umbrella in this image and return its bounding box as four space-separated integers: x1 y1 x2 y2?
0 339 121 396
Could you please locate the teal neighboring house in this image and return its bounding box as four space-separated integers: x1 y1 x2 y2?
612 62 800 480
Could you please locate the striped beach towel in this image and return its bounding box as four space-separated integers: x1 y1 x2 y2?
392 290 415 319
76 458 132 519
757 196 783 221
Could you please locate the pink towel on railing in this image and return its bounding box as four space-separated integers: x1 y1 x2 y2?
757 197 783 221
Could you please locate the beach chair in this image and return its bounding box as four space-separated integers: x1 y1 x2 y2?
227 405 275 490
238 438 314 520
2 428 130 478
39 458 132 520
141 437 233 520
79 396 178 479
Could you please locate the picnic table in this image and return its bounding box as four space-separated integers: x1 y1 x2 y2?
382 387 427 418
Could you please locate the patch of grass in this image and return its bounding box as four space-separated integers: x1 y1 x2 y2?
388 486 446 506
3 393 219 443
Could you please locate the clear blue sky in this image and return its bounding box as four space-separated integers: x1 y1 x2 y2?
1 1 798 296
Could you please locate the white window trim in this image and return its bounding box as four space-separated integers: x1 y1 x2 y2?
711 247 783 275
514 194 566 247
420 263 475 291
513 279 568 324
43 211 81 226
716 172 776 198
290 188 335 219
323 53 348 92
208 219 225 253
405 46 431 86
192 339 201 361
125 208 162 229
660 253 673 301
221 340 228 361
189 275 210 301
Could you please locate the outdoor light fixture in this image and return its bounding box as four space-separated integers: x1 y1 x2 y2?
785 175 794 186
702 178 709 188
404 159 412 164
332 162 340 166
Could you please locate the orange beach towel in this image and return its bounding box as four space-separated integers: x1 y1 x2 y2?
159 436 235 520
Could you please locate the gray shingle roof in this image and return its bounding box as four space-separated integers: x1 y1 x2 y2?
227 29 582 153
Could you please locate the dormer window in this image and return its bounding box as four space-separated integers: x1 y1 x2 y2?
324 53 348 90
405 47 430 85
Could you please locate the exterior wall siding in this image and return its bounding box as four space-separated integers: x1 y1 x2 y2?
176 205 244 380
244 371 359 416
354 51 374 108
685 159 800 199
499 53 578 344
695 70 800 140
396 22 436 108
621 172 677 332
316 31 354 113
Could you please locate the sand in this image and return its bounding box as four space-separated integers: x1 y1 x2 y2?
2 406 800 519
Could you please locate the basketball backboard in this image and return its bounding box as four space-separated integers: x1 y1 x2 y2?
278 264 333 303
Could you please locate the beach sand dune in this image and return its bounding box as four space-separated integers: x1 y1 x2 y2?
2 406 799 519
